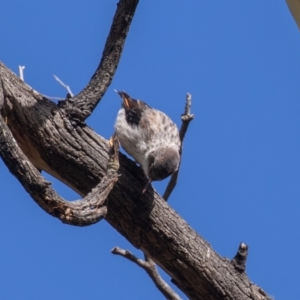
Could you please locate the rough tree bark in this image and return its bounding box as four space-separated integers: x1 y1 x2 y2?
0 1 271 299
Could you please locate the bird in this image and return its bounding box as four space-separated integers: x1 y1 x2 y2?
114 90 181 192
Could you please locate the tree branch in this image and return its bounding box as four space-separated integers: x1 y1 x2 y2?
53 74 74 97
0 62 272 299
58 0 139 122
112 247 182 300
163 93 194 201
18 65 25 81
0 86 119 225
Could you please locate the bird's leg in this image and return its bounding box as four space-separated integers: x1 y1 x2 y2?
107 132 120 175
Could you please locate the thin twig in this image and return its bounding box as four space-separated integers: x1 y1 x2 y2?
112 247 182 300
18 66 25 81
163 93 194 201
53 74 74 97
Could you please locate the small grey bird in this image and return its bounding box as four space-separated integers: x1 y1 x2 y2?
114 91 181 192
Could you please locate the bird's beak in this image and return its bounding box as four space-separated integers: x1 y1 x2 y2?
142 178 152 194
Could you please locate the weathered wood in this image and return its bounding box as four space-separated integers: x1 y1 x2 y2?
112 247 182 300
0 62 271 300
58 0 139 121
0 84 119 226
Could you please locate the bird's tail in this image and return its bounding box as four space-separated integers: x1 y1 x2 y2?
114 90 135 109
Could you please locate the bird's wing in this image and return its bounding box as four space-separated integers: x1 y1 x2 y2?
116 90 151 127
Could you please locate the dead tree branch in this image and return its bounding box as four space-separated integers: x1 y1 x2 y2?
0 61 272 300
58 0 139 122
163 93 194 201
53 74 74 97
0 82 119 225
0 0 272 294
112 247 182 300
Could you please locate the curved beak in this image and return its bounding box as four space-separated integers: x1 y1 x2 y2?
142 178 152 194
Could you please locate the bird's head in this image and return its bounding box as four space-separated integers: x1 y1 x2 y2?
147 147 180 181
142 147 180 193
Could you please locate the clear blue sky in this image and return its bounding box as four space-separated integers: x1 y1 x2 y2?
0 1 299 299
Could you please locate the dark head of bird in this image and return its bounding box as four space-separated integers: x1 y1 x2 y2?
147 147 180 181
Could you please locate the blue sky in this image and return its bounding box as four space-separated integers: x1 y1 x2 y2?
0 1 299 299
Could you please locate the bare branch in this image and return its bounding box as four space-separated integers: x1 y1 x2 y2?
58 0 139 122
112 247 182 300
53 74 74 97
0 60 272 300
18 66 25 81
163 93 194 201
0 95 119 225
